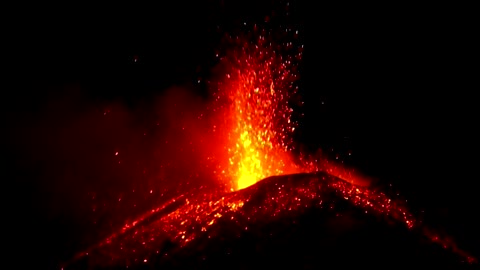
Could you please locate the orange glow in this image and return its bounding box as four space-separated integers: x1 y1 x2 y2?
68 173 476 267
226 73 297 190
214 31 367 190
62 21 476 269
215 30 301 190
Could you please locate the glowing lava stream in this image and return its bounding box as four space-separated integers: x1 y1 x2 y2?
66 173 476 268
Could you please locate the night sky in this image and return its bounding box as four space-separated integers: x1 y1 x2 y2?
4 1 478 268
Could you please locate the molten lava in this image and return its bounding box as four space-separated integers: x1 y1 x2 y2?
210 27 368 190
66 173 476 269
62 19 476 269
214 29 302 190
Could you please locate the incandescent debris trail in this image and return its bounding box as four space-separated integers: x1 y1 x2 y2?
66 172 476 269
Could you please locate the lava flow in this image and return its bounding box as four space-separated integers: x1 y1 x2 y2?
66 173 476 269
63 21 476 269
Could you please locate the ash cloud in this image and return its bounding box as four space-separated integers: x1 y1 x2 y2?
5 82 220 266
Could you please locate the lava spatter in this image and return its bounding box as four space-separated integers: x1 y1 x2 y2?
210 22 304 191
210 23 366 191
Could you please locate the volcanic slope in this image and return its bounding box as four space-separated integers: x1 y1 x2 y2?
66 172 477 269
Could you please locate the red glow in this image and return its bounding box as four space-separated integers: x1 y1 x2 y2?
67 173 476 268
62 22 476 268
212 27 302 190
210 25 367 190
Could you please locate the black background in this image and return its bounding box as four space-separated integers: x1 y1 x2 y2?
4 1 478 268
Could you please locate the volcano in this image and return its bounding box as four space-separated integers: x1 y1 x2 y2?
64 172 476 269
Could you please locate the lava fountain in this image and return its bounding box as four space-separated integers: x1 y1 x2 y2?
210 24 367 191
212 24 304 191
